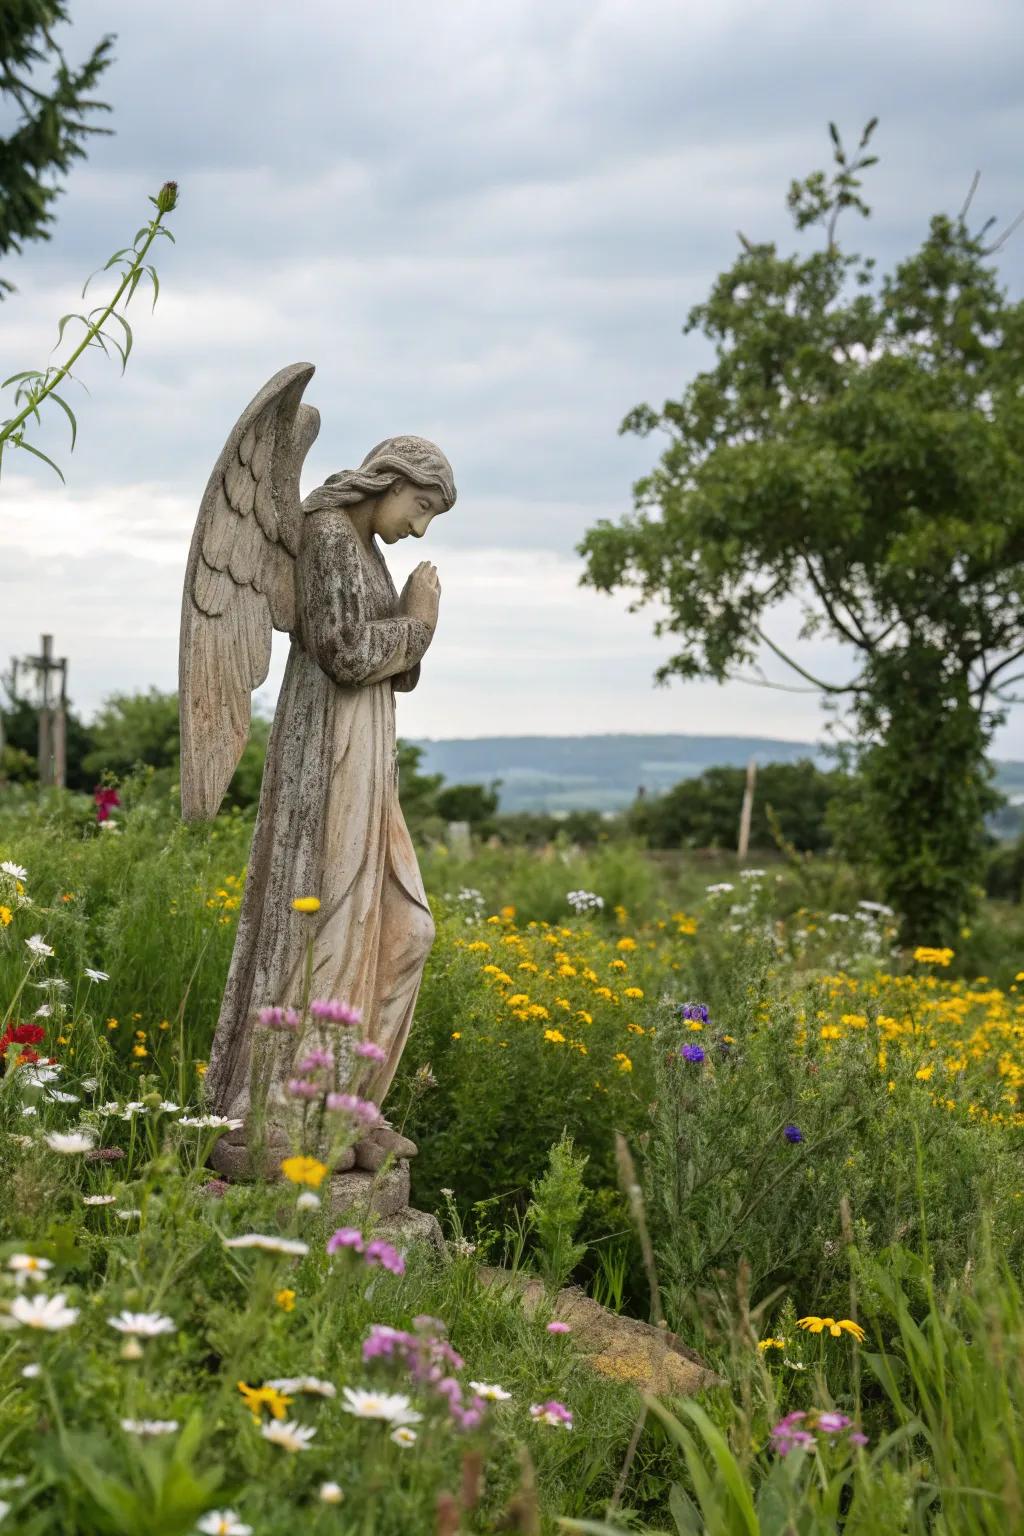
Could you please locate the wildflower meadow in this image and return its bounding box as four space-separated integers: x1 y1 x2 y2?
2 783 1024 1533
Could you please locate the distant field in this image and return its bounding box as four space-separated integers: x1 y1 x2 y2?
412 732 1024 823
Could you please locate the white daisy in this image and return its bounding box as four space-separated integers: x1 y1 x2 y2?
97 1102 122 1117
84 968 110 983
266 1376 336 1399
83 1194 116 1207
0 860 27 881
10 1292 79 1330
108 1310 176 1337
296 1191 321 1211
196 1513 253 1536
44 1130 95 1155
319 1482 344 1503
469 1381 512 1401
260 1418 317 1453
21 1364 41 1379
157 1101 182 1113
7 1254 53 1284
340 1386 422 1426
222 1234 308 1256
120 1418 179 1436
178 1114 244 1131
80 1077 99 1092
25 934 54 958
43 1089 79 1104
32 977 68 991
20 1105 37 1117
33 1004 53 1018
390 1425 417 1446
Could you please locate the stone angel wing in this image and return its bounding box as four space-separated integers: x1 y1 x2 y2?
179 362 320 822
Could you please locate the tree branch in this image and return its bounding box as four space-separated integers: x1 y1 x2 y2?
755 627 861 695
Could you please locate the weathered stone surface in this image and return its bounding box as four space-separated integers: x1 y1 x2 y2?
374 1206 444 1252
477 1267 721 1397
325 1160 411 1220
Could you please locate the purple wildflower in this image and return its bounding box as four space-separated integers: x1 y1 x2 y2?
354 1040 387 1064
783 1124 804 1143
296 1048 334 1073
677 1002 710 1024
364 1238 405 1276
309 998 362 1027
362 1324 415 1362
286 1077 321 1100
680 1043 706 1064
771 1411 815 1455
325 1092 381 1126
257 1006 302 1032
326 1227 364 1256
546 1320 571 1334
529 1399 573 1430
816 1411 851 1434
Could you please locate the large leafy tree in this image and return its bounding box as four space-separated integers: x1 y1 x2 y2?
0 1 115 297
579 121 1024 940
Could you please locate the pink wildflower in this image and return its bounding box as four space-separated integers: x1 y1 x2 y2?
530 1400 573 1430
286 1078 321 1101
546 1320 571 1334
325 1092 380 1126
309 999 362 1027
296 1048 334 1074
326 1227 364 1256
364 1238 405 1277
257 1006 302 1031
354 1040 387 1064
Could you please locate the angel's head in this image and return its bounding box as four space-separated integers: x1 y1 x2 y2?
319 435 456 545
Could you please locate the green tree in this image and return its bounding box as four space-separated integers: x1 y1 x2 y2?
579 120 1024 942
396 741 443 833
82 688 180 779
435 780 501 829
1 1 115 297
632 759 841 853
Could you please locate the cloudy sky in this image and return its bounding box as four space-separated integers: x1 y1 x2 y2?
2 0 1022 748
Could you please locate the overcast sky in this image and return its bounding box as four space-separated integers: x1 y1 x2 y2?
2 0 1022 749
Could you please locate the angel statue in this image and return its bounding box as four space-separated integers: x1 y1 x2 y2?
179 362 454 1179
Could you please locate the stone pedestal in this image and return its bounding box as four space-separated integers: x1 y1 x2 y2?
325 1161 444 1250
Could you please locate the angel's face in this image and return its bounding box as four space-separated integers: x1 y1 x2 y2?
374 479 446 545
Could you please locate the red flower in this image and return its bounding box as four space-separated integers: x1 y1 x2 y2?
0 1022 46 1052
14 1047 40 1065
94 786 121 823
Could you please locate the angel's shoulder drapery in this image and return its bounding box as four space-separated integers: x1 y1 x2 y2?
296 506 430 690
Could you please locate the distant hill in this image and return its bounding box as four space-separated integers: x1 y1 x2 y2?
411 734 1024 822
411 733 824 812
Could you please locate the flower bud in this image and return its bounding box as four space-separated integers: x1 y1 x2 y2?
155 181 178 214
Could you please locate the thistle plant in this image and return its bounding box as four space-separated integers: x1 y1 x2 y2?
0 180 179 483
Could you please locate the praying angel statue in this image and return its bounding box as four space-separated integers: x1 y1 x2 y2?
178 362 455 1179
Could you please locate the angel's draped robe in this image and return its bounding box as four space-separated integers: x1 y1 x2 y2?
205 502 436 1145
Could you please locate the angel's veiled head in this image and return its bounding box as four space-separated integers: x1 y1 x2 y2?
313 435 456 545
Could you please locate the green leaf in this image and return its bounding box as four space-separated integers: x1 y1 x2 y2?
1 370 43 389
52 312 85 352
49 390 78 451
146 264 161 311
108 311 134 368
14 438 66 483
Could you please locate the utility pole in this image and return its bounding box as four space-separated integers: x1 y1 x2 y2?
22 635 68 789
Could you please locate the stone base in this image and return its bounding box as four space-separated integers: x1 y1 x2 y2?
327 1161 411 1220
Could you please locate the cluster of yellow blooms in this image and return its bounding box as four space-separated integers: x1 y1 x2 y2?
804 954 1024 1129
451 906 699 1085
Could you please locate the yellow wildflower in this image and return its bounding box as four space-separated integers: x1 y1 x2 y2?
106 1018 119 1031
915 1064 934 1081
544 1029 566 1045
0 905 11 927
757 1338 786 1351
609 959 627 972
623 987 644 1000
576 1010 593 1025
132 1045 148 1058
506 993 530 1008
291 896 321 913
820 1025 843 1040
913 946 954 967
280 1155 328 1189
616 937 637 952
451 1031 461 1040
796 1316 865 1342
274 1288 296 1312
238 1381 293 1422
500 905 516 919
613 1052 633 1073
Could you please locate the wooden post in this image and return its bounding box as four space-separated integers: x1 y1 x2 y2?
37 635 53 787
737 756 757 863
24 635 69 789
